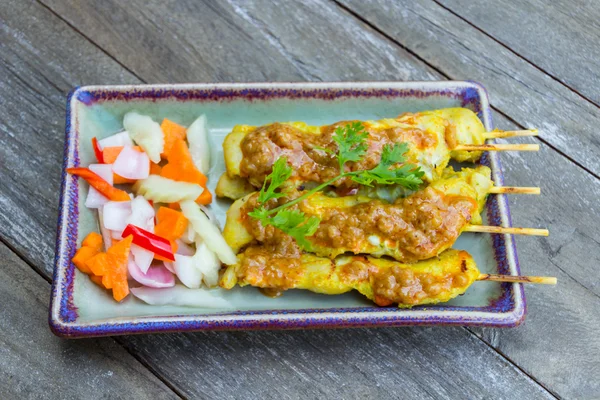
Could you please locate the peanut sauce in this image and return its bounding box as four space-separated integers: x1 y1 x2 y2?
240 186 476 264
239 122 437 188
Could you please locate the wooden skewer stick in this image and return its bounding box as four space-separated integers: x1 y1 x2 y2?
464 225 549 237
454 143 539 152
483 129 538 139
489 186 540 195
477 274 557 285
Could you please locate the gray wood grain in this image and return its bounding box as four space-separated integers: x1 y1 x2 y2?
39 0 443 83
0 0 141 273
119 328 553 400
477 113 600 399
0 243 179 399
1 0 599 398
436 0 600 106
337 0 600 177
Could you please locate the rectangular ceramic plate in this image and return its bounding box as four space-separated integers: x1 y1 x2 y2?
50 82 525 337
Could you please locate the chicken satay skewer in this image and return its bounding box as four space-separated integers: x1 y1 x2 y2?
220 248 556 308
454 143 539 152
488 186 540 195
477 274 556 285
483 129 538 139
464 225 549 236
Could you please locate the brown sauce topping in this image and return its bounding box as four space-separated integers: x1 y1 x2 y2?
239 122 437 188
241 186 476 263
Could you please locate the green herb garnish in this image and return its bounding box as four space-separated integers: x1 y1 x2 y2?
248 122 424 250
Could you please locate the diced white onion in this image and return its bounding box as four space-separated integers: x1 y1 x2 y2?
102 201 132 231
193 240 220 287
97 131 133 149
112 146 150 180
125 196 155 232
173 254 202 289
187 114 210 174
97 208 114 251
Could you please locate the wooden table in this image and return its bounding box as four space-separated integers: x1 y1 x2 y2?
2 1 599 398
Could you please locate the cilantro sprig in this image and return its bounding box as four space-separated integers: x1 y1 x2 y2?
248 122 424 250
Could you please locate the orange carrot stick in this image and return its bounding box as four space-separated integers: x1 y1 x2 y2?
161 119 187 159
160 138 212 204
67 167 130 201
85 235 133 301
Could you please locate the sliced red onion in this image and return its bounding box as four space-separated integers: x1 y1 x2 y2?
126 196 155 232
102 201 132 232
173 254 202 289
97 131 133 149
85 164 114 208
128 259 175 288
112 146 150 180
130 285 233 308
175 239 195 256
131 244 154 274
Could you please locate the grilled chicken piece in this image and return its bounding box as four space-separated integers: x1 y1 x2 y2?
220 248 479 308
217 107 486 200
223 166 492 263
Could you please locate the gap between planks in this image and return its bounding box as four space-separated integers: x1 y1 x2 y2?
331 0 600 182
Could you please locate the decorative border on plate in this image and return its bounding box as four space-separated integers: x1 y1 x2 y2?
49 82 525 337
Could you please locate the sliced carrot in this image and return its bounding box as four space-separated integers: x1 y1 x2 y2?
82 232 103 250
73 232 104 278
89 275 104 286
72 246 98 274
102 146 145 183
161 119 187 159
168 202 180 211
67 168 130 201
156 207 188 238
149 162 162 175
154 207 188 258
160 138 212 204
196 187 212 205
85 235 133 302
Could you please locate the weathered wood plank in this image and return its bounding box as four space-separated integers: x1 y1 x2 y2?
119 328 554 400
436 0 600 106
0 0 141 273
476 113 600 399
39 0 442 82
336 0 600 176
0 242 179 399
2 0 598 398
